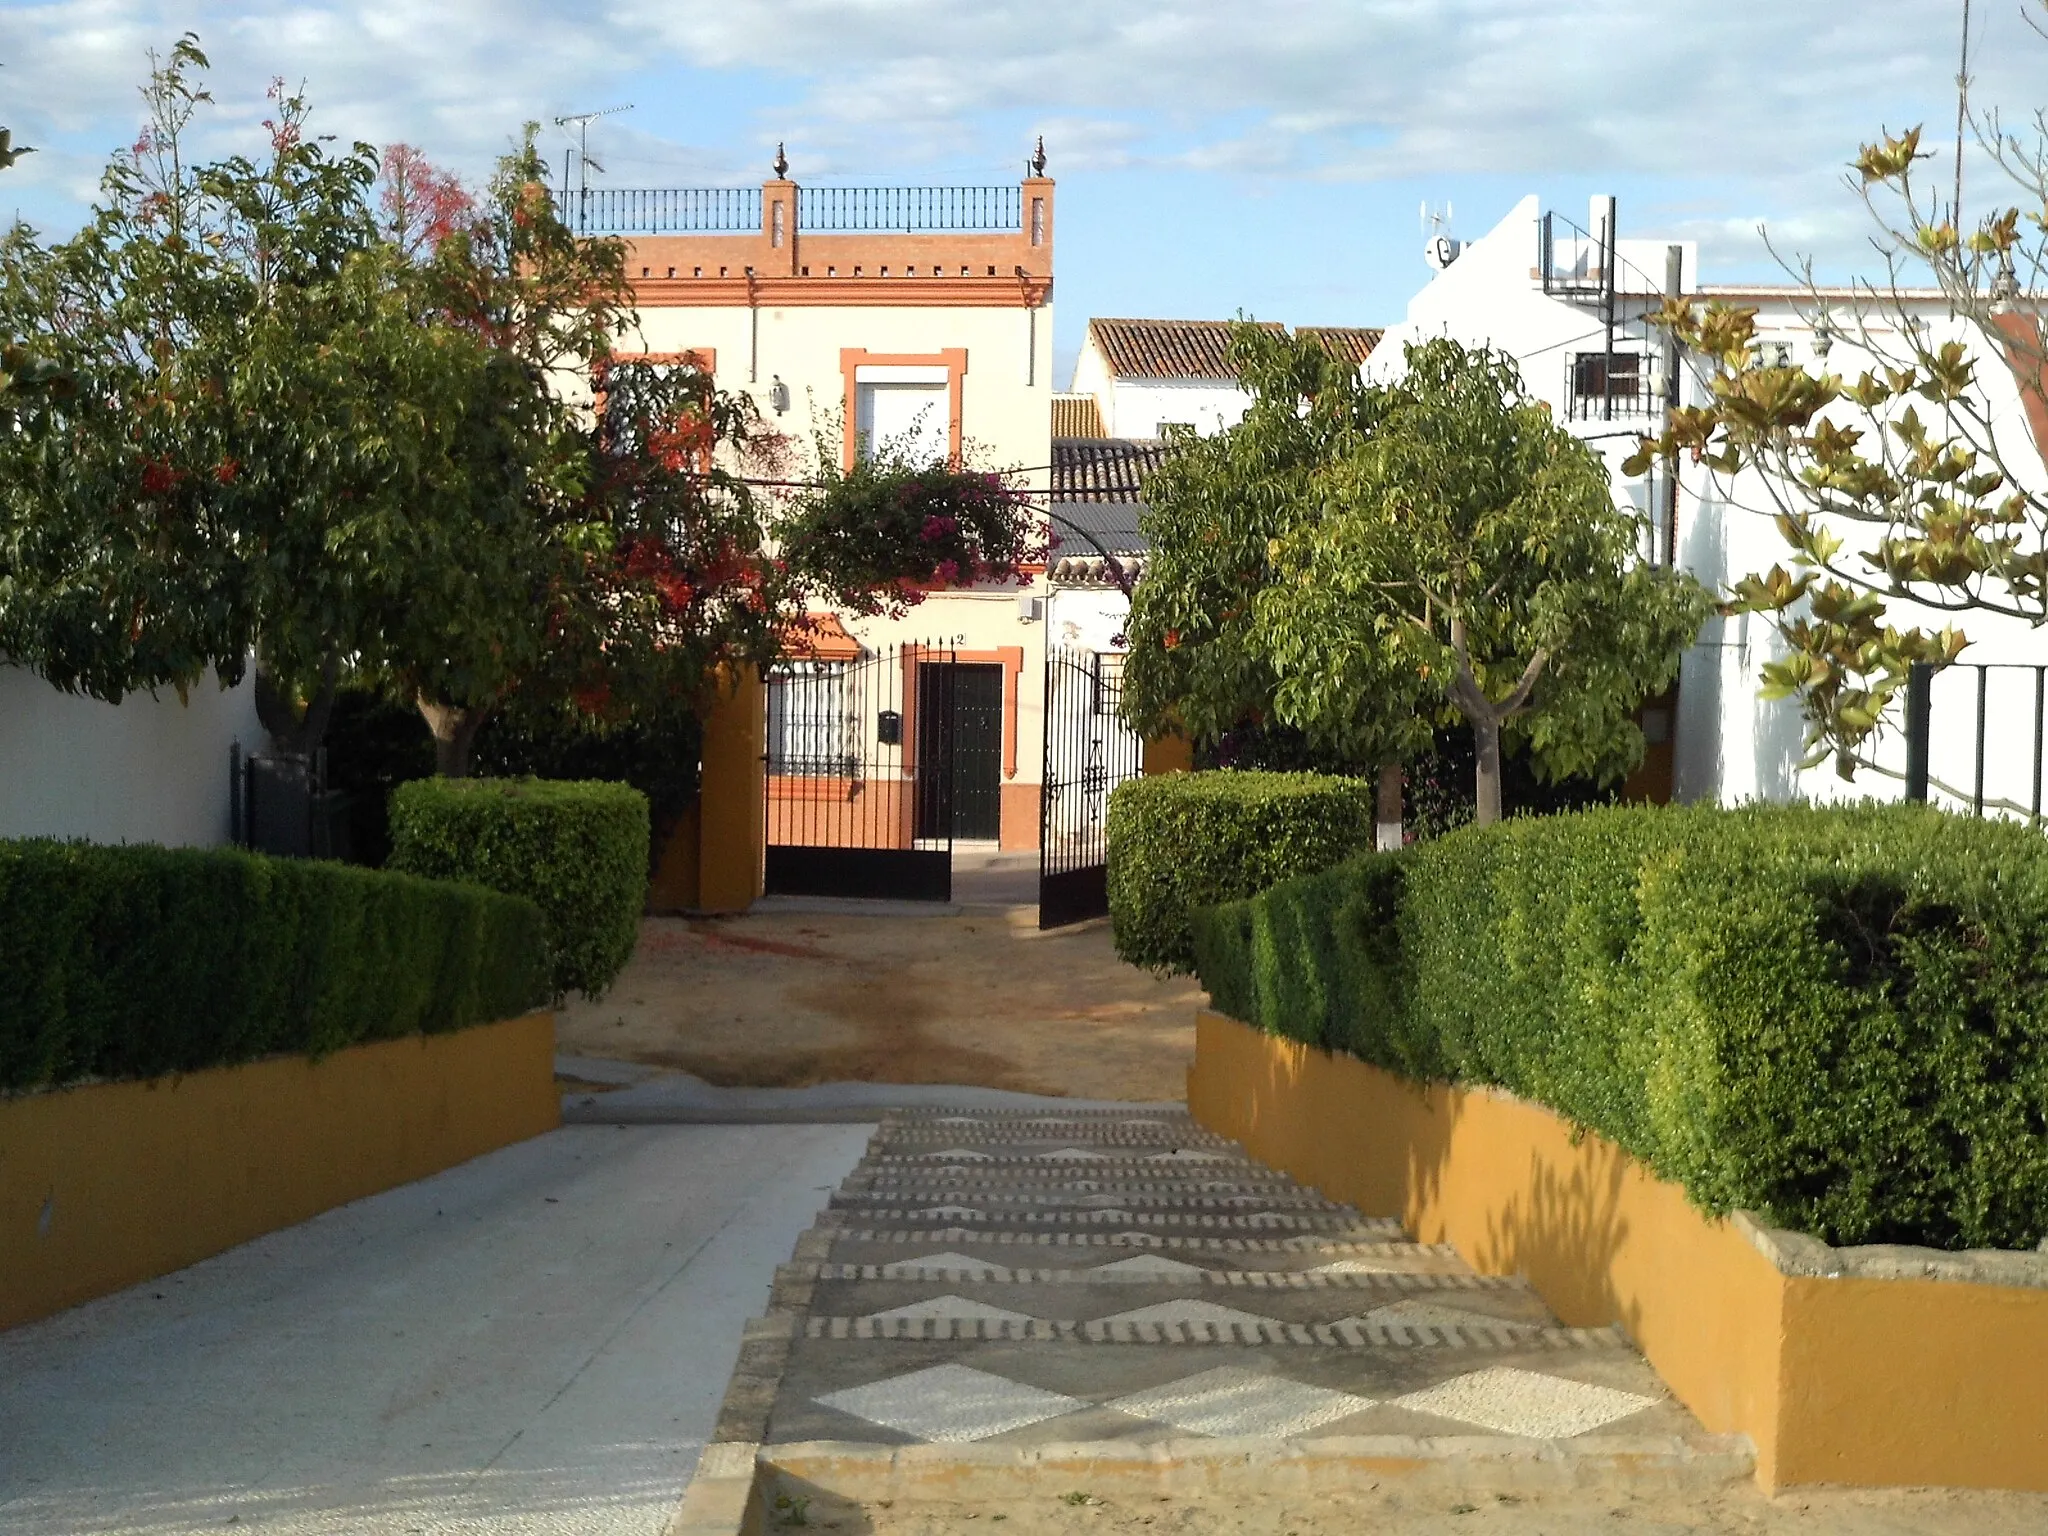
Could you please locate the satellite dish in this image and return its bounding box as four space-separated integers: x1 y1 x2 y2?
1425 235 1463 270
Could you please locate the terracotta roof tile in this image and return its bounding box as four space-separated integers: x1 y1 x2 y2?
1052 438 1173 503
1051 393 1105 437
1087 318 1382 379
1297 326 1384 364
1087 318 1285 380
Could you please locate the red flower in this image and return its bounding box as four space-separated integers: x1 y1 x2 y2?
214 458 240 485
1163 629 1182 650
140 458 179 496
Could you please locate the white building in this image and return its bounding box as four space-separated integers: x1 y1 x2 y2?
1371 194 2048 815
607 158 1055 853
1068 318 1382 441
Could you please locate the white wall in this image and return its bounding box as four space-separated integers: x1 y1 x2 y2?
1670 296 2048 814
1099 379 1250 440
627 299 1052 490
0 666 264 846
1046 587 1132 653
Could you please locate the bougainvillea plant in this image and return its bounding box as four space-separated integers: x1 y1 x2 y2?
777 438 1045 617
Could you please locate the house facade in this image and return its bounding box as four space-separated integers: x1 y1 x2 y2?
1369 194 2048 815
606 158 1055 854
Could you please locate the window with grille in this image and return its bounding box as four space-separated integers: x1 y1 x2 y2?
768 663 857 776
1571 351 1642 400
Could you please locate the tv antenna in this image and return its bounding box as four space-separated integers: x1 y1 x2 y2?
554 104 634 231
1420 200 1462 271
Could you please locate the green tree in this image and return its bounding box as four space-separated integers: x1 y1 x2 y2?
1122 328 1428 835
0 39 519 752
1627 18 2048 770
1126 330 1709 826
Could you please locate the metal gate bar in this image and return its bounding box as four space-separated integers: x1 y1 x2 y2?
1900 660 2048 822
1039 646 1143 928
763 641 955 901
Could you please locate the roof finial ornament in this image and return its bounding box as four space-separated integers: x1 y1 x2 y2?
1030 135 1047 177
773 141 788 179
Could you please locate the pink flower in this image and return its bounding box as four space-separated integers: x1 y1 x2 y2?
935 559 962 585
920 514 958 543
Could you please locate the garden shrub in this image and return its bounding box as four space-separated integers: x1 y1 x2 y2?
1191 802 2048 1251
388 777 649 998
0 840 546 1095
1106 770 1381 973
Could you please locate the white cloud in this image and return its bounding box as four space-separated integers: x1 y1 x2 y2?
3 0 2043 278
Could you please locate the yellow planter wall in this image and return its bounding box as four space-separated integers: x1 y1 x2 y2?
1 1010 559 1331
1187 1009 2048 1492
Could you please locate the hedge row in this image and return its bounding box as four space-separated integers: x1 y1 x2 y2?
0 840 548 1095
1106 771 1382 973
1191 802 2048 1252
389 777 649 999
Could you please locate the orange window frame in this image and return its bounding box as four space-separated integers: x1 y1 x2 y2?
840 347 968 472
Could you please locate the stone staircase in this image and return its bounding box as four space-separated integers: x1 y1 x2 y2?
679 1108 1751 1531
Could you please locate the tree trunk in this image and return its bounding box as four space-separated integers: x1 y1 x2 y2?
254 661 339 759
1444 619 1545 832
416 696 489 778
1375 761 1404 851
1472 712 1504 827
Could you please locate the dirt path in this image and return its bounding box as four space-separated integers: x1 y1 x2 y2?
556 904 1203 1101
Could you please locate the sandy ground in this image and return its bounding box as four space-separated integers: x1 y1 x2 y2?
556 902 1203 1102
819 1484 2048 1535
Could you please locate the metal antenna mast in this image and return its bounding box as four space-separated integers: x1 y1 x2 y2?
1954 0 1972 223
553 104 634 232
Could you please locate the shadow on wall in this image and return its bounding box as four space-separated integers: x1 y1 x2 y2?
1402 1087 1635 1334
1751 649 1808 803
1673 498 1728 805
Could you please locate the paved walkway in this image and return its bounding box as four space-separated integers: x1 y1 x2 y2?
707 1108 1751 1524
0 1122 872 1536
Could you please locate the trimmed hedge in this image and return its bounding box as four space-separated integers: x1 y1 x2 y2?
1106 771 1381 973
1191 802 2048 1251
0 840 547 1095
388 777 649 999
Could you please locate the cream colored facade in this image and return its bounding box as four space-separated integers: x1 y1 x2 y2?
618 174 1056 847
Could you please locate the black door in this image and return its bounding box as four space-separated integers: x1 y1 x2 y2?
915 663 1004 842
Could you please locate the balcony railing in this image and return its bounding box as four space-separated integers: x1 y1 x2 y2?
553 184 1023 235
799 185 1021 232
553 186 763 234
1564 351 1664 420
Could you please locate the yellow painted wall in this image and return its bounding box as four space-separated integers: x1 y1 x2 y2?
1141 732 1193 775
648 802 705 914
699 666 766 913
1 1011 558 1331
1187 1009 2048 1493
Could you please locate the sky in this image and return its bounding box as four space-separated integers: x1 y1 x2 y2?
3 0 2043 386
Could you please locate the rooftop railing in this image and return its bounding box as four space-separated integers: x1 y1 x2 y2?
555 187 762 233
554 184 1023 235
799 185 1021 232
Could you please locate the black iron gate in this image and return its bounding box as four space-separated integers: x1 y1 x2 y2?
230 743 345 860
763 642 956 901
1039 646 1143 928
